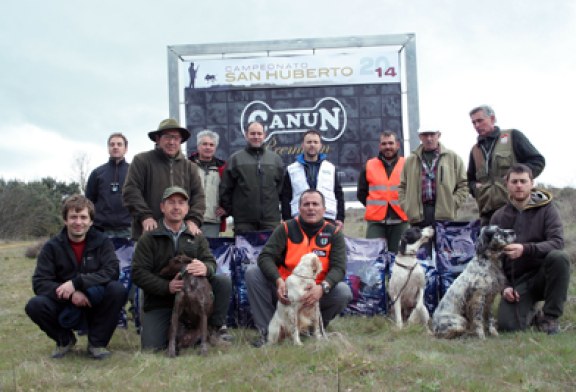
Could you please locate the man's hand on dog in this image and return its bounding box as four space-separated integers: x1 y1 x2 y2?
168 259 207 294
301 284 323 307
185 259 207 276
276 278 290 304
503 243 524 260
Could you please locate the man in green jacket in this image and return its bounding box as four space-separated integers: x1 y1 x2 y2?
132 186 232 350
219 121 284 234
123 119 206 240
398 127 468 244
467 105 545 225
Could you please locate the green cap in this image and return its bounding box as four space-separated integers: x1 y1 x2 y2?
162 186 189 200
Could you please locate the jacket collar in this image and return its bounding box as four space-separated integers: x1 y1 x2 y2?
154 146 183 160
189 152 225 167
413 142 444 158
377 152 399 166
477 126 501 144
56 226 105 249
107 157 126 165
245 145 265 155
151 219 194 238
295 153 326 165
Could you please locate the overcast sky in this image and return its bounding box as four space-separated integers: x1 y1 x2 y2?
1 0 575 186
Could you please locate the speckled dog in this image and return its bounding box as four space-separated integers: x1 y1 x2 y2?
432 226 515 339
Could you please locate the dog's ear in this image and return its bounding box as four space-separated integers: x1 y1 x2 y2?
477 225 496 252
404 229 422 244
398 234 408 255
482 226 497 240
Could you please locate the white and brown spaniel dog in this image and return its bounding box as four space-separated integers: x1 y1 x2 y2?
268 253 326 345
388 226 434 329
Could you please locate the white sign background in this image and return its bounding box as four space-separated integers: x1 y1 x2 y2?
184 48 401 89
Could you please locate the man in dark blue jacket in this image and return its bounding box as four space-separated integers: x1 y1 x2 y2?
25 195 127 359
85 132 132 238
85 132 134 328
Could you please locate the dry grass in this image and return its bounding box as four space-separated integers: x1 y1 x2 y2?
1 251 575 391
1 190 575 391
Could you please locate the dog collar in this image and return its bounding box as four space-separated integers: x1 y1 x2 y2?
290 272 316 280
394 260 418 271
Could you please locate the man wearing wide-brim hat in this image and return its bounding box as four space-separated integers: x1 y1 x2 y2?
123 118 206 240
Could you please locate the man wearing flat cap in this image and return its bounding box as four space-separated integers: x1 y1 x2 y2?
123 119 206 240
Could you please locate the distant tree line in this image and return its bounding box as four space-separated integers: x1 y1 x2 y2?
0 178 80 239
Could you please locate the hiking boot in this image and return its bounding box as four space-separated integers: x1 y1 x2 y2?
217 326 234 342
251 333 267 348
87 346 111 360
208 326 232 346
51 336 77 359
535 314 560 335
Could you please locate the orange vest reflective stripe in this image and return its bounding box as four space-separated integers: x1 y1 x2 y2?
364 157 408 221
278 218 337 284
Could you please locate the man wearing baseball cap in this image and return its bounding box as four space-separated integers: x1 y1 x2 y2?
398 126 468 248
123 119 206 240
132 186 232 350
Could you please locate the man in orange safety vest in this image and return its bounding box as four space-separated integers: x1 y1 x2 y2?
357 131 408 253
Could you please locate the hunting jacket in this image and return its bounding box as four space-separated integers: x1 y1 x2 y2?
123 147 205 239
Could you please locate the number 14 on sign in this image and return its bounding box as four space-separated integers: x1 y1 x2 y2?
375 67 397 78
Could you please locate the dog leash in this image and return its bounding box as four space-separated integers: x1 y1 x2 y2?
508 254 524 329
389 260 418 307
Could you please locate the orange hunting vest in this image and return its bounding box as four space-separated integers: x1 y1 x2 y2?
364 157 408 221
278 218 338 284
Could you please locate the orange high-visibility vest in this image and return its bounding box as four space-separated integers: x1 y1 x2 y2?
278 218 338 284
364 157 408 221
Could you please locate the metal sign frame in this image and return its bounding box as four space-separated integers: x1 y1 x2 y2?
167 33 419 152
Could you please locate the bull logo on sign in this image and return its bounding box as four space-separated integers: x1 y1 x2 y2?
240 97 348 142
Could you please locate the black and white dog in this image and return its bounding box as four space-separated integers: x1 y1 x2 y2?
388 226 434 329
432 225 515 339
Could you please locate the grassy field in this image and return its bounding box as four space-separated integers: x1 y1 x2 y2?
1 192 575 392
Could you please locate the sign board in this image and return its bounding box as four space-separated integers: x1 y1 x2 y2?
167 35 419 186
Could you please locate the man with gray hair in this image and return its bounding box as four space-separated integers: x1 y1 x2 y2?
189 129 227 238
468 105 545 225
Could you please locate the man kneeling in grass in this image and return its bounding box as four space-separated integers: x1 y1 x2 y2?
25 195 127 359
491 164 570 335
